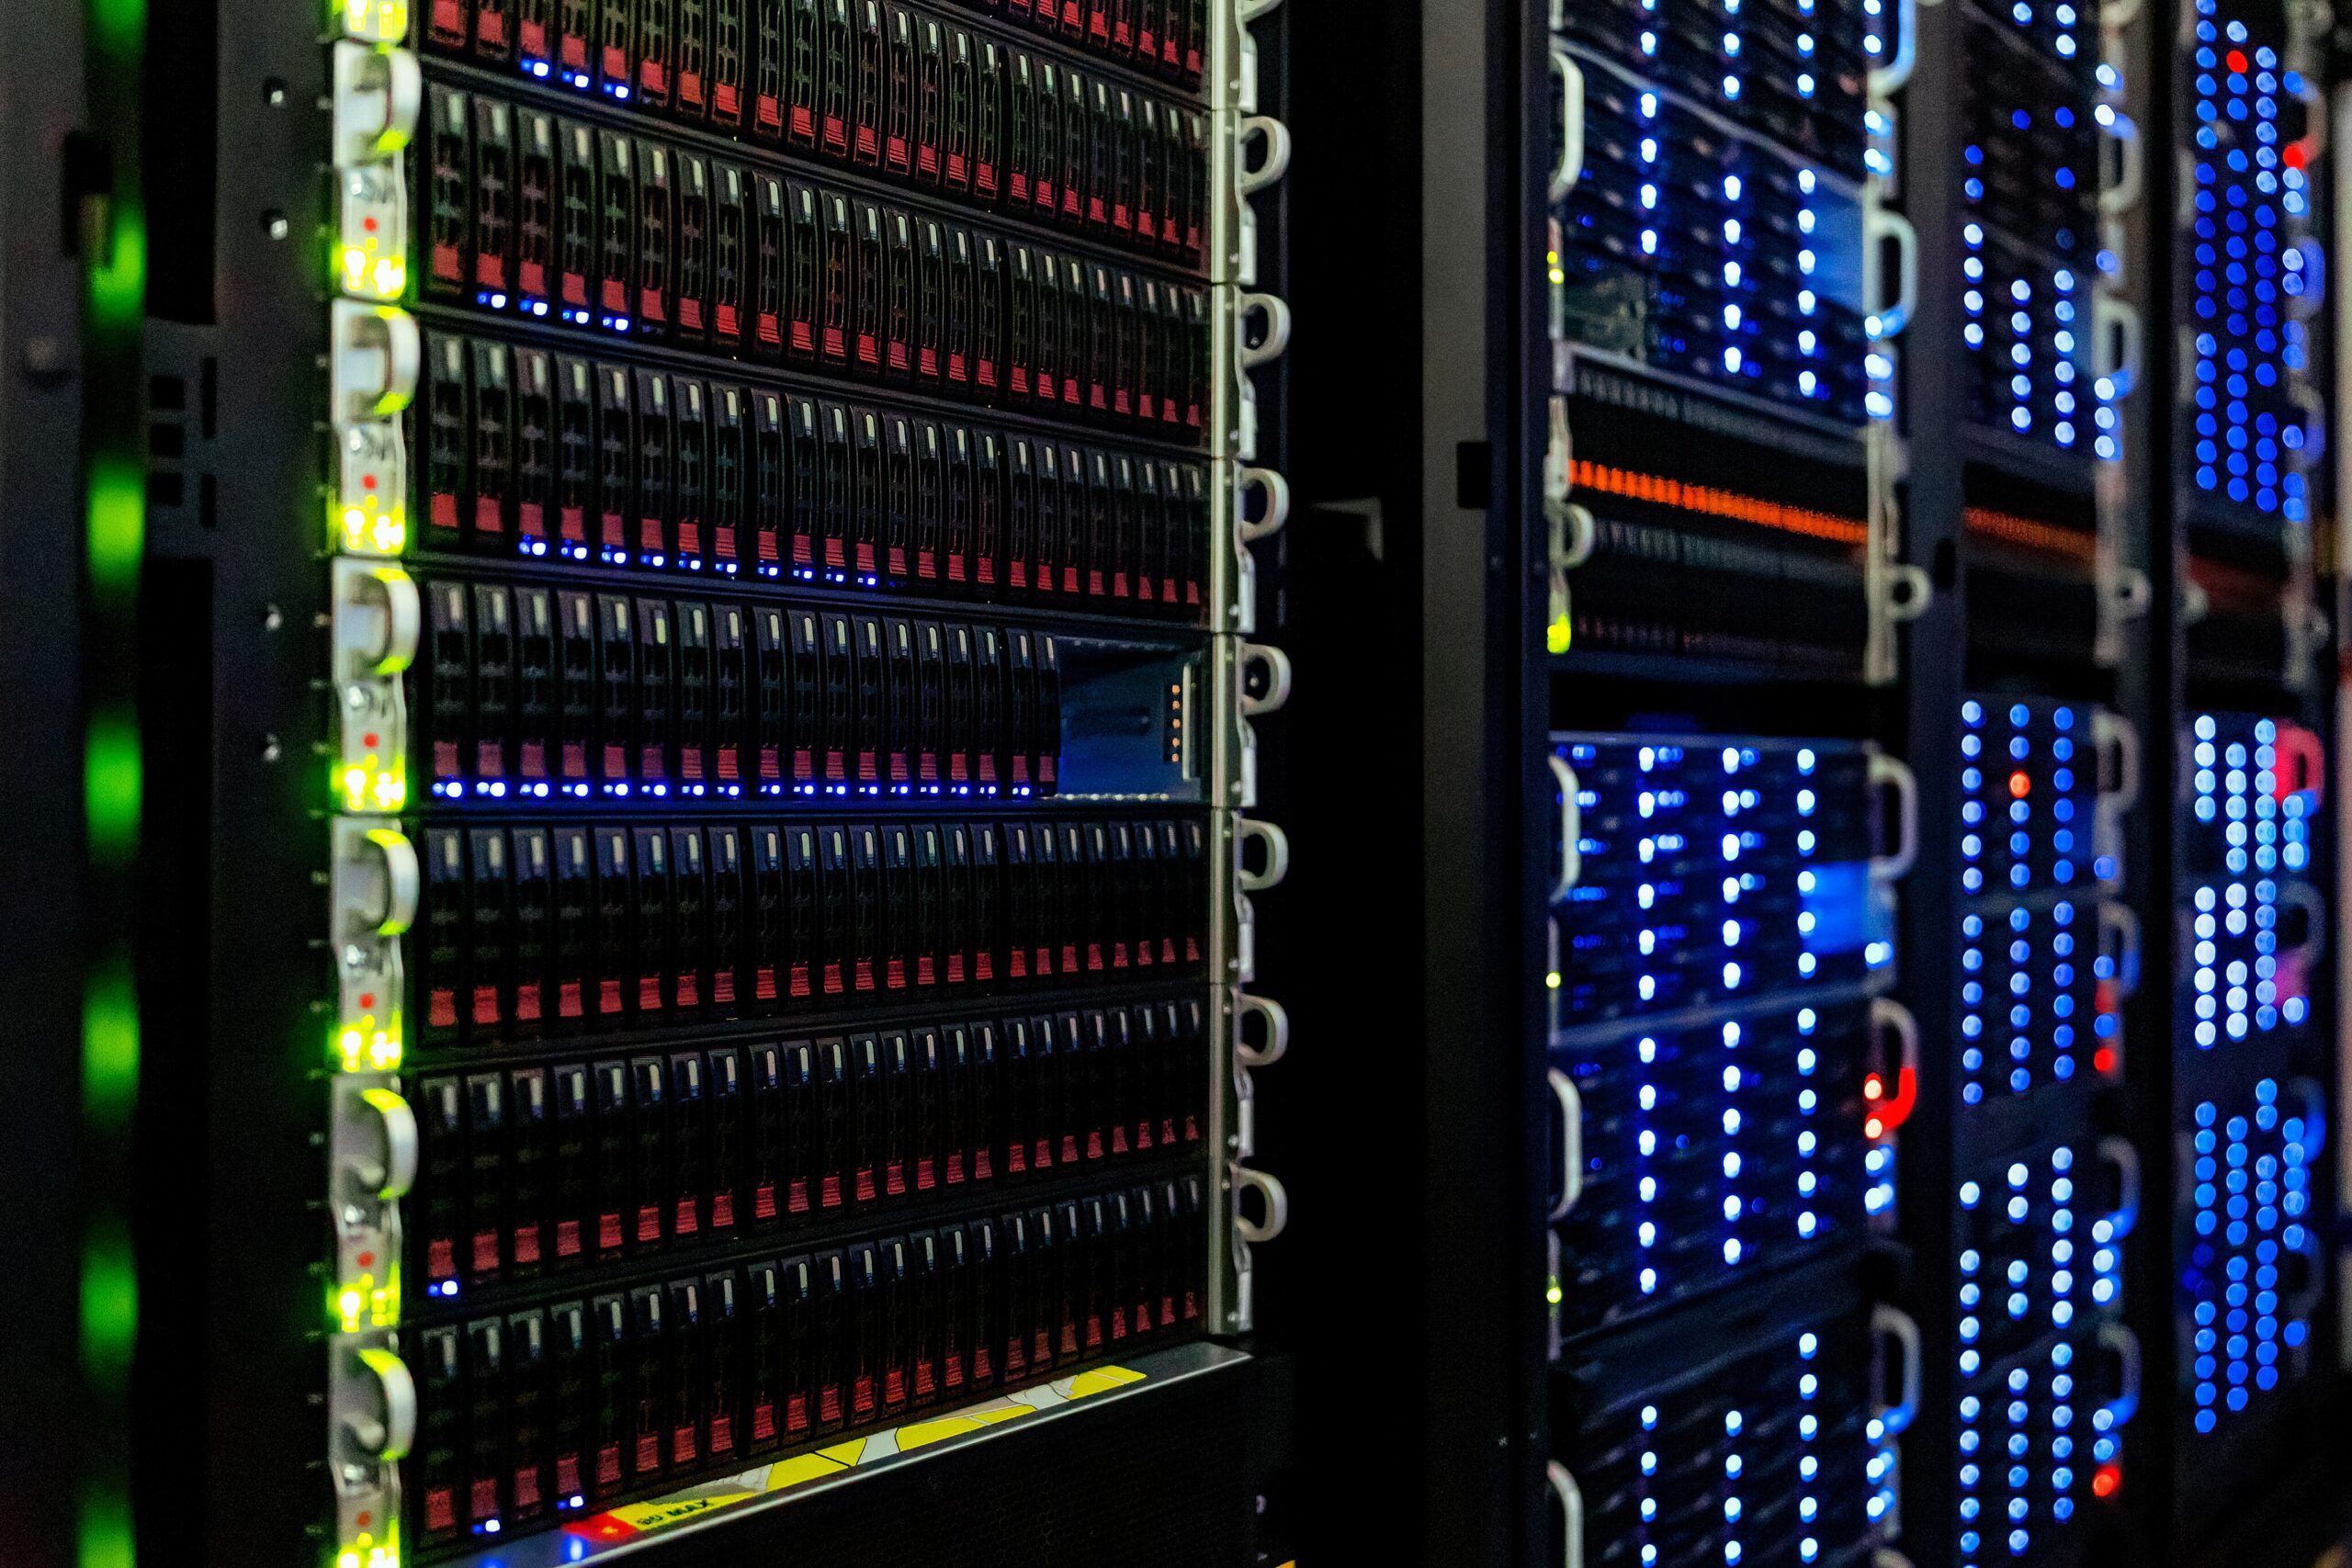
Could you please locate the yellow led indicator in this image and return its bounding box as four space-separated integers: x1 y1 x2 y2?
341 246 409 303
1546 1279 1564 1306
333 1269 403 1333
341 0 410 40
335 1015 404 1074
1546 614 1571 656
339 753 409 815
374 1266 402 1326
334 1526 402 1568
1546 971 1562 990
337 500 409 558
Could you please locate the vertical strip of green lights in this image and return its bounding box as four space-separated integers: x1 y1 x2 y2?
81 0 145 1561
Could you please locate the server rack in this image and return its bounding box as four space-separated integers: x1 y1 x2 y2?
1531 0 1940 1544
17 0 1299 1562
1278 0 1939 1562
1268 1 2350 1566
1880 0 2169 1551
2140 0 2348 1555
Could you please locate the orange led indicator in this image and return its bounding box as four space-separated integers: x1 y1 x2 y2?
2009 771 2031 799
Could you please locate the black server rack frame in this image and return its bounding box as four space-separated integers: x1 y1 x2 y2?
1250 0 1555 1564
0 2 127 1564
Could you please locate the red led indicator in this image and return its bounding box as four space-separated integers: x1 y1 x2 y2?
2094 1045 2119 1076
2093 1463 2122 1498
2008 770 2031 799
2286 141 2309 169
2226 48 2248 72
1865 1066 1919 1141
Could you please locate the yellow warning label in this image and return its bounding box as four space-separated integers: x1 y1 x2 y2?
561 1363 1154 1550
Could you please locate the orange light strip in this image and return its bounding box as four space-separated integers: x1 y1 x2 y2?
1573 459 1869 546
1962 505 2096 560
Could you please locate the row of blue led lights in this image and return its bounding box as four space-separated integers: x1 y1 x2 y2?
1961 240 2120 457
522 540 871 585
1956 699 2123 1096
1557 739 1893 1021
433 775 1046 803
2187 880 2309 1042
1554 739 1904 1564
1959 901 2118 1101
1562 0 1882 174
1623 0 1844 108
1559 69 1873 421
505 511 917 590
1554 755 1893 1322
1960 98 2107 238
1959 1150 2104 1371
1955 1147 2131 1566
1955 1339 2117 1565
2189 716 2316 874
2188 16 2318 520
1611 1009 1882 1299
1959 700 2114 893
1607 1325 1891 1565
2186 716 2321 1044
2186 1082 2321 1432
1981 0 2098 62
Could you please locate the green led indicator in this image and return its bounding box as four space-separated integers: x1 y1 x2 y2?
80 0 145 1560
78 1490 134 1568
85 205 145 333
80 1220 137 1388
83 962 140 1122
85 461 144 595
85 709 141 865
86 0 146 50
